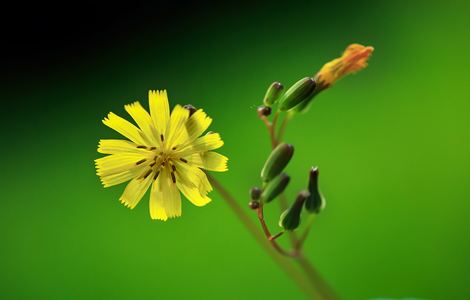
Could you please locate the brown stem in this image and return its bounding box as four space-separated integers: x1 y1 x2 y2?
259 115 276 148
259 112 279 148
277 112 291 142
269 231 285 241
271 112 280 147
207 175 321 299
256 205 296 257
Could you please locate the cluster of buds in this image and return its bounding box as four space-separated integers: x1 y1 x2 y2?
260 77 317 114
259 43 374 114
250 143 325 231
245 44 372 299
251 43 372 240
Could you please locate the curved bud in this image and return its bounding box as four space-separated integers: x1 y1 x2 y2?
261 173 290 203
183 104 197 116
263 82 284 106
260 143 294 182
257 106 272 117
250 187 262 200
279 190 310 231
305 167 326 213
278 77 316 111
291 88 322 113
248 200 260 210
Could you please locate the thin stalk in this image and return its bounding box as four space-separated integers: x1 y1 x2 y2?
295 214 316 250
256 204 296 257
277 112 292 142
208 175 321 299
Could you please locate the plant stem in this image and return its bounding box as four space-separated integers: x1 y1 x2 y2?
296 214 316 250
208 175 321 299
277 112 291 142
256 204 296 257
295 253 339 300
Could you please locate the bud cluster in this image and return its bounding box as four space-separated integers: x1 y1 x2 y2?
260 76 321 114
250 141 326 231
248 44 371 270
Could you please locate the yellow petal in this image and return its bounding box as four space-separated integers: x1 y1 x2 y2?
124 101 159 145
177 133 224 156
100 169 142 188
186 152 228 172
174 161 213 195
149 180 167 221
177 181 211 207
185 109 212 142
166 105 189 147
164 180 182 219
149 169 181 220
95 153 148 177
98 139 146 155
102 112 149 145
149 90 170 138
119 173 153 209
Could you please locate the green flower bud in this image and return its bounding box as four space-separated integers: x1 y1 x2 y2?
305 167 326 213
263 82 284 106
261 173 290 203
291 87 321 113
260 143 294 182
279 190 310 231
278 77 316 111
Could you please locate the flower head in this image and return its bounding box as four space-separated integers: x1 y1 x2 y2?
95 90 228 221
315 43 374 89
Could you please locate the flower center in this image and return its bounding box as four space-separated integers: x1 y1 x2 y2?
135 142 187 184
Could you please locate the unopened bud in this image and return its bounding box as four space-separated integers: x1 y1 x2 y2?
291 88 322 113
305 167 325 213
250 187 262 200
278 77 316 111
257 106 272 117
260 143 294 182
263 82 284 106
183 104 197 116
261 173 290 203
279 190 310 231
248 200 260 210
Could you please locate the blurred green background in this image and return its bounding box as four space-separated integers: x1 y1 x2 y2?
2 1 470 299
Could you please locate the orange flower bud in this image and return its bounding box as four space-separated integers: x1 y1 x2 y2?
315 43 374 89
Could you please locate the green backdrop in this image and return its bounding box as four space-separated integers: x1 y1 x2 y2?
2 1 470 299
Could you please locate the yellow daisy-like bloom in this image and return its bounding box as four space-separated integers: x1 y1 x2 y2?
95 90 228 221
315 43 374 89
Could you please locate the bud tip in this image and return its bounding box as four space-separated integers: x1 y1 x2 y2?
183 104 197 116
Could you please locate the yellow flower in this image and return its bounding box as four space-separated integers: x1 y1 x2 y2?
95 90 228 221
315 43 374 89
